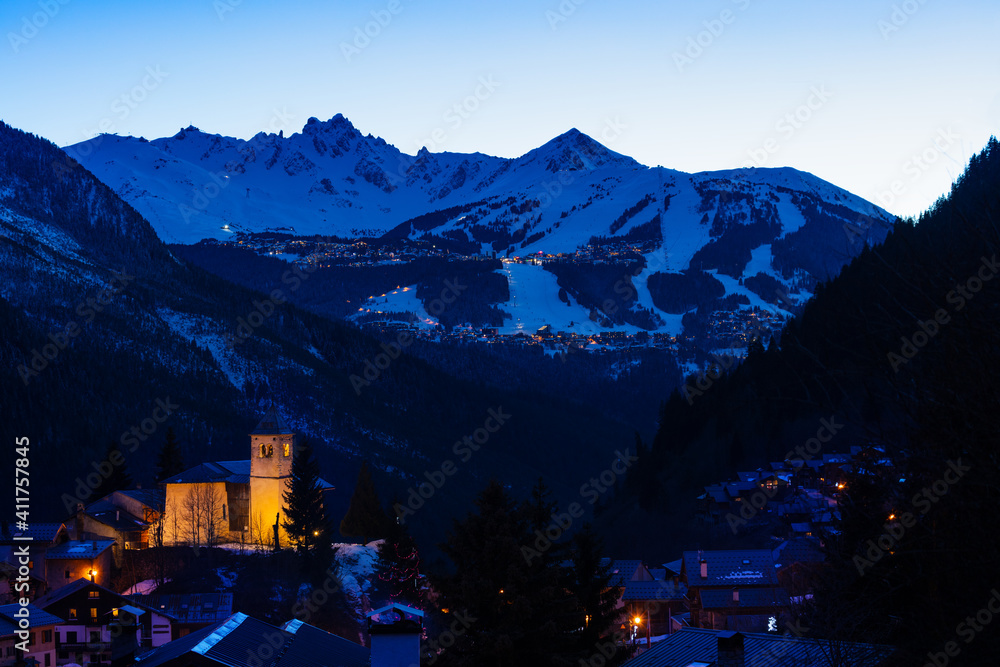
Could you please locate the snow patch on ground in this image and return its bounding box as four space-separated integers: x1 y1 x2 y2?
349 285 439 329
157 307 250 388
744 244 777 278
123 578 169 595
499 262 640 335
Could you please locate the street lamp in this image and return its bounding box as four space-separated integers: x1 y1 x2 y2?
89 569 97 582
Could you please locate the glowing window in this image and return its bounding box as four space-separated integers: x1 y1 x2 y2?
283 443 290 457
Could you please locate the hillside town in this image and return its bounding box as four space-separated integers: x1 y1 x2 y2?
1 407 898 666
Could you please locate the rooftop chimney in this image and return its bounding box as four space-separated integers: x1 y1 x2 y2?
717 631 745 667
700 559 708 579
368 605 423 667
75 503 86 540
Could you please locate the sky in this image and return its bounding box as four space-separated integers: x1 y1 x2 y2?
2 0 998 219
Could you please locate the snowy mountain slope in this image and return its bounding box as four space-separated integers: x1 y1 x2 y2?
4 120 647 536
66 116 890 250
66 115 894 340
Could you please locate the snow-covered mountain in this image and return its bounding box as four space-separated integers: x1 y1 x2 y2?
1 120 639 533
66 116 894 339
66 117 889 247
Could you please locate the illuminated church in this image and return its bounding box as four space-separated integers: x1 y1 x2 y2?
161 406 333 547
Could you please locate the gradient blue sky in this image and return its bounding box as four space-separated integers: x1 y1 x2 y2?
3 0 998 217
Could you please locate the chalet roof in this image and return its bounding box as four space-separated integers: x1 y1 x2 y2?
0 522 66 544
251 404 294 435
0 604 63 636
724 481 757 498
703 485 729 504
127 593 234 623
602 559 645 588
621 627 893 667
33 578 163 616
367 603 424 619
84 500 149 532
45 539 116 560
682 550 778 587
621 580 686 602
117 488 166 511
135 612 369 667
699 587 790 610
772 538 826 568
281 619 371 666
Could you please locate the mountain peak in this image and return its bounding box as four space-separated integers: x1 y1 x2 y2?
517 128 641 173
303 114 359 137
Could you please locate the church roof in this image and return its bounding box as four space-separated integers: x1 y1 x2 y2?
251 404 294 435
163 459 332 490
161 461 250 485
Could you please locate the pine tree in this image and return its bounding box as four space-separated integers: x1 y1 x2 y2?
339 462 390 543
281 438 328 558
570 523 628 665
375 511 422 606
155 427 185 483
435 480 579 666
93 440 132 500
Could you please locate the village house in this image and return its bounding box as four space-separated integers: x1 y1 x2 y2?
0 603 62 667
621 628 894 667
681 550 790 633
0 523 69 603
44 540 116 592
32 578 175 666
125 593 234 640
75 489 165 550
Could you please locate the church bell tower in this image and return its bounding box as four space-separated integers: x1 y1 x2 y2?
249 404 295 545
